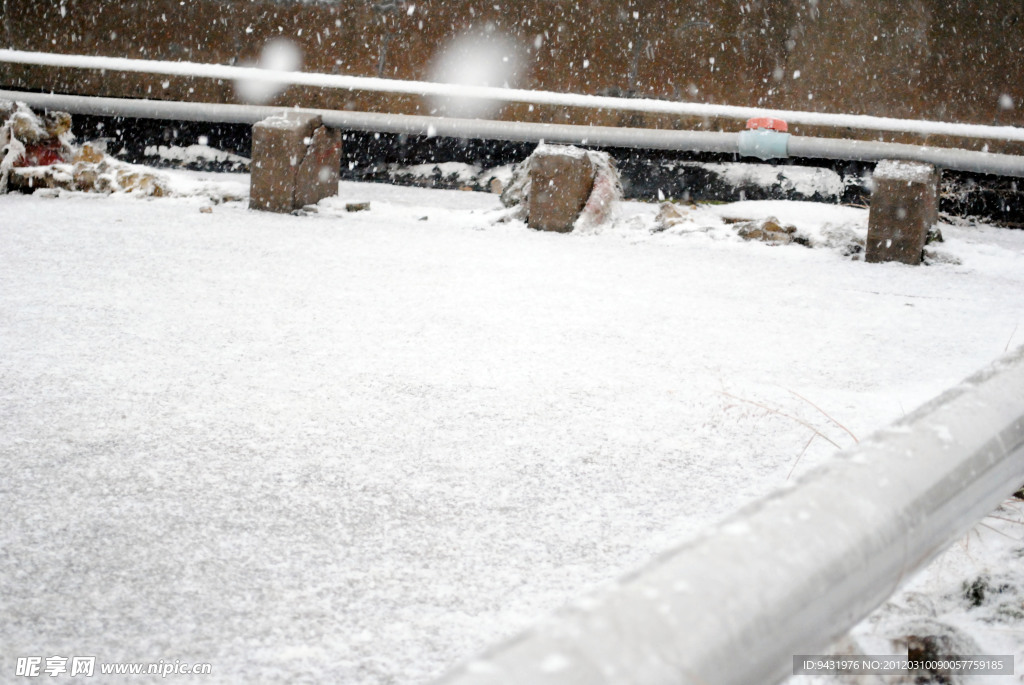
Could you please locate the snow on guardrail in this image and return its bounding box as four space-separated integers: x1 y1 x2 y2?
434 346 1024 685
3 49 1024 143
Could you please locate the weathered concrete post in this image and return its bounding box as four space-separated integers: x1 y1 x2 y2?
249 111 341 213
527 147 596 233
865 160 940 265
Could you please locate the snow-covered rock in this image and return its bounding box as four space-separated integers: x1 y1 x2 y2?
501 143 623 233
1 102 167 197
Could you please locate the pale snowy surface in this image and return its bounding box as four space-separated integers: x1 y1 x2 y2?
2 172 1024 683
874 159 937 184
700 161 848 199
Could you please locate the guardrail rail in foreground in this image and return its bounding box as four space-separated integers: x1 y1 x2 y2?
436 346 1024 685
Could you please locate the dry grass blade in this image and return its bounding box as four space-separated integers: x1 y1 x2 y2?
985 515 1024 527
786 388 859 443
788 432 816 481
976 521 1019 540
719 390 843 451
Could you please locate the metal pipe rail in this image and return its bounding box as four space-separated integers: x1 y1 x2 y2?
436 346 1024 685
0 89 738 155
5 89 1024 178
3 48 1024 143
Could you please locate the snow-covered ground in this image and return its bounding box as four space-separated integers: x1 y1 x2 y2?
2 171 1023 683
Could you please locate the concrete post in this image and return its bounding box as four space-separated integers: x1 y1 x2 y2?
250 111 341 213
865 160 940 265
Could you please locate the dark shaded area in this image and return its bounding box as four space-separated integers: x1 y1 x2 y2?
74 115 253 171
962 574 1013 608
906 633 976 685
336 129 536 180
613 152 872 205
70 113 1024 226
942 176 1024 229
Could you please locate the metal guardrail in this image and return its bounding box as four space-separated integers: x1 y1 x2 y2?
3 48 1024 143
5 90 1024 178
435 346 1024 685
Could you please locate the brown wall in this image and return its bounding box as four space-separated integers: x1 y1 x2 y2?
2 0 1023 152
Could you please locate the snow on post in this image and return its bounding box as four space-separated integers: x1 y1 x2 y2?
865 160 940 265
249 111 341 214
